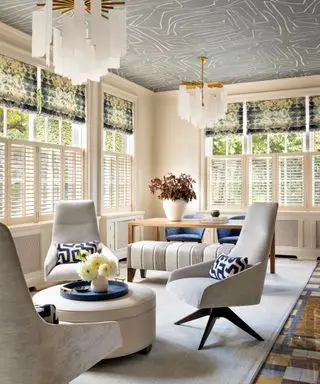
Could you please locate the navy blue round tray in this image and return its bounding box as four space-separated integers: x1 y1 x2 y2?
60 280 128 301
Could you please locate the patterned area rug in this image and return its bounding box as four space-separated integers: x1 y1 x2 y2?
72 260 316 384
255 262 320 384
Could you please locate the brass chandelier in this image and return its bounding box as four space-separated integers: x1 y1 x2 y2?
178 56 228 128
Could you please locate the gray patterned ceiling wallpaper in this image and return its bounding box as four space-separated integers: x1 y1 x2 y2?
0 0 319 91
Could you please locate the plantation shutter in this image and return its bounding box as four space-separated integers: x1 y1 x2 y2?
279 155 304 207
249 156 273 204
103 153 117 209
117 155 132 209
0 141 6 221
312 154 320 207
63 149 84 200
8 142 36 221
208 157 242 208
39 147 62 216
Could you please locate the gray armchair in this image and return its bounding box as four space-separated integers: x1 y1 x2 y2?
166 202 278 350
0 223 122 384
45 200 116 282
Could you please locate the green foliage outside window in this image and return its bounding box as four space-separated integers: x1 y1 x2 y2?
1 109 29 140
36 115 45 142
252 134 268 154
287 132 303 153
48 119 59 145
314 132 320 152
269 133 285 153
62 121 72 146
105 130 113 151
115 131 124 153
212 137 226 155
228 135 242 154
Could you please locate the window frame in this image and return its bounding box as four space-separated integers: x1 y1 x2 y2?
0 106 86 225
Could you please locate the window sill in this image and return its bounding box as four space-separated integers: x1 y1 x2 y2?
101 211 145 219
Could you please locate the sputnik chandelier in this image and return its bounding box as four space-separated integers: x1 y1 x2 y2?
178 56 228 128
32 0 127 84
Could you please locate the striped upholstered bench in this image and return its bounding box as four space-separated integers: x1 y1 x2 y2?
127 241 234 282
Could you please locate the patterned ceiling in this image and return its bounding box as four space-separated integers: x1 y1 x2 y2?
0 0 320 91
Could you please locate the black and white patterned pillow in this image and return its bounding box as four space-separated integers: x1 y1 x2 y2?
56 241 100 264
35 304 59 324
210 254 248 280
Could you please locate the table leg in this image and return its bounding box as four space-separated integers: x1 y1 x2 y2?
154 226 160 241
270 232 275 274
128 223 134 244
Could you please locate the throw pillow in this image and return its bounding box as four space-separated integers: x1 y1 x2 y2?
35 304 59 324
210 254 248 280
56 241 100 264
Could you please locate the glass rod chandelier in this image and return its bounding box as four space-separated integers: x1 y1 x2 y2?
32 0 127 84
178 56 228 128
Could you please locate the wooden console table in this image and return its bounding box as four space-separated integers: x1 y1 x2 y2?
128 217 276 274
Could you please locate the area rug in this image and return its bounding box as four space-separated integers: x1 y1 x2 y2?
72 259 316 384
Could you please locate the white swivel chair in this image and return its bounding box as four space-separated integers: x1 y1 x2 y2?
167 202 278 350
45 200 116 282
0 222 122 384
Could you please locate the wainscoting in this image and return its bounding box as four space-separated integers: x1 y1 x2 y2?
202 211 320 261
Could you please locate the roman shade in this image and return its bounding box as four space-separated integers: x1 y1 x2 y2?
0 54 37 112
206 103 243 137
309 96 320 131
247 97 306 134
40 70 86 123
103 93 134 135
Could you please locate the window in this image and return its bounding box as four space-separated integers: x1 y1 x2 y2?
0 106 85 224
102 93 134 212
206 96 320 211
103 129 133 212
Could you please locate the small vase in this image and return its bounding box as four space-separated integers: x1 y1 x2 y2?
90 276 108 293
163 199 187 221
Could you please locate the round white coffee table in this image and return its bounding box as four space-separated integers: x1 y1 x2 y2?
33 282 156 359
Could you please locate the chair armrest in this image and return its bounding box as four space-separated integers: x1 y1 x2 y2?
44 244 58 280
200 261 267 308
168 260 214 283
41 320 122 382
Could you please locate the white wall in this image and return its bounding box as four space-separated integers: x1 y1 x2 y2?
152 93 203 216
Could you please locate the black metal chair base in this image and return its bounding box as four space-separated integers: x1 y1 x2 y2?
175 307 264 350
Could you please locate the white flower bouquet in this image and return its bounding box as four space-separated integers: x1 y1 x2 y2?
76 250 119 282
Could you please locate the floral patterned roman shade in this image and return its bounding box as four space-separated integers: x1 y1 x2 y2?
103 93 133 135
205 103 243 137
0 54 38 112
247 97 306 135
40 70 86 124
309 96 320 131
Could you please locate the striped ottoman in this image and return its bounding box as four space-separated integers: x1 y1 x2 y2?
127 241 234 282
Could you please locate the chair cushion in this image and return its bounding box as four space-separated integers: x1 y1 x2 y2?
35 304 59 324
57 241 100 264
166 234 201 242
218 236 239 244
209 254 248 280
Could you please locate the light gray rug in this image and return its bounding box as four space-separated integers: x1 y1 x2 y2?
72 259 315 384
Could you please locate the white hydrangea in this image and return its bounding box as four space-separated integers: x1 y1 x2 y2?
77 260 98 281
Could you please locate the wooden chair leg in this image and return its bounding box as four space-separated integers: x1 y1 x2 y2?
127 268 136 282
175 308 210 325
140 269 146 278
